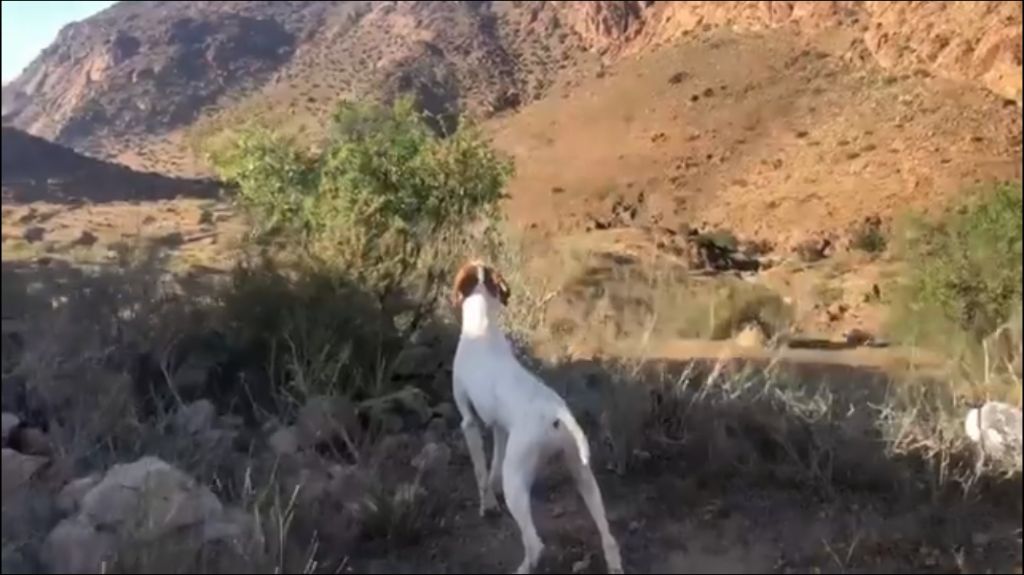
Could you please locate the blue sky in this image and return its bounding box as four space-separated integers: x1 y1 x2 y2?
2 0 117 83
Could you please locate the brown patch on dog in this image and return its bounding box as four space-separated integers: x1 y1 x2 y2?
452 261 511 307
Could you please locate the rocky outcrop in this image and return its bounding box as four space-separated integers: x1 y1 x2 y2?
43 456 252 574
577 1 1022 103
3 1 1017 162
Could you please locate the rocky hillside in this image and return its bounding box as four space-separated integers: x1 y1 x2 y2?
3 1 1020 162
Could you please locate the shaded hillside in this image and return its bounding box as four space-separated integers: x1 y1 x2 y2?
1 127 217 203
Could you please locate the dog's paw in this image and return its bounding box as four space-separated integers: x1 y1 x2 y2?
479 494 501 518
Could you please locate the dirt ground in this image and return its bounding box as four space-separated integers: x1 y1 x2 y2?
350 431 1022 575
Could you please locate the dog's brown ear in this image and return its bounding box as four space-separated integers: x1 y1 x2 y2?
452 262 479 307
485 266 511 306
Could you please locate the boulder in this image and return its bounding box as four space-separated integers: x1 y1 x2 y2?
359 386 433 433
56 473 103 515
15 426 53 456
44 456 251 574
390 344 446 380
1 447 48 500
79 456 222 540
44 516 117 574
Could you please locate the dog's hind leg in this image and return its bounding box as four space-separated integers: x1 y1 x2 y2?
503 431 544 574
488 426 508 498
564 447 623 573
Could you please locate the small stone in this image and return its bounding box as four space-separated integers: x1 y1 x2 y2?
73 230 99 247
23 226 46 243
572 554 592 573
268 426 300 456
433 402 458 424
971 532 992 547
826 302 848 322
173 399 216 436
1 412 19 444
844 328 874 347
425 418 448 443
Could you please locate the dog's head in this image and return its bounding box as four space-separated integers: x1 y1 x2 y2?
452 260 511 308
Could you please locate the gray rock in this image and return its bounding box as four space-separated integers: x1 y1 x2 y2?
79 456 223 541
45 456 249 574
16 427 53 457
43 516 116 574
412 441 451 474
391 344 439 378
56 474 103 515
268 425 300 456
1 448 48 500
1 412 19 445
173 399 216 435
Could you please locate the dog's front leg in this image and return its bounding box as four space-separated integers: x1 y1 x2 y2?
461 417 499 516
454 387 497 516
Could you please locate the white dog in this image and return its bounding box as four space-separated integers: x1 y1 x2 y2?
451 261 623 574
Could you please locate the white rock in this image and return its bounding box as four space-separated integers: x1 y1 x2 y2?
965 401 1023 470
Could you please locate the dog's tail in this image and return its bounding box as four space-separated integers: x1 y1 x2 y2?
555 409 591 467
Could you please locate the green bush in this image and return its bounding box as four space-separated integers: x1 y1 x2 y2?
207 96 511 248
206 95 514 314
849 217 887 254
891 182 1022 348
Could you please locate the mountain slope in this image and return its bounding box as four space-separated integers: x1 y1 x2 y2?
491 28 1022 248
1 127 216 203
3 1 1020 164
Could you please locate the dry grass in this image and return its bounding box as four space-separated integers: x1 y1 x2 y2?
0 240 469 573
2 212 1020 573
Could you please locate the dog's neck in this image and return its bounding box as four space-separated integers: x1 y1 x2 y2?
460 290 503 338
